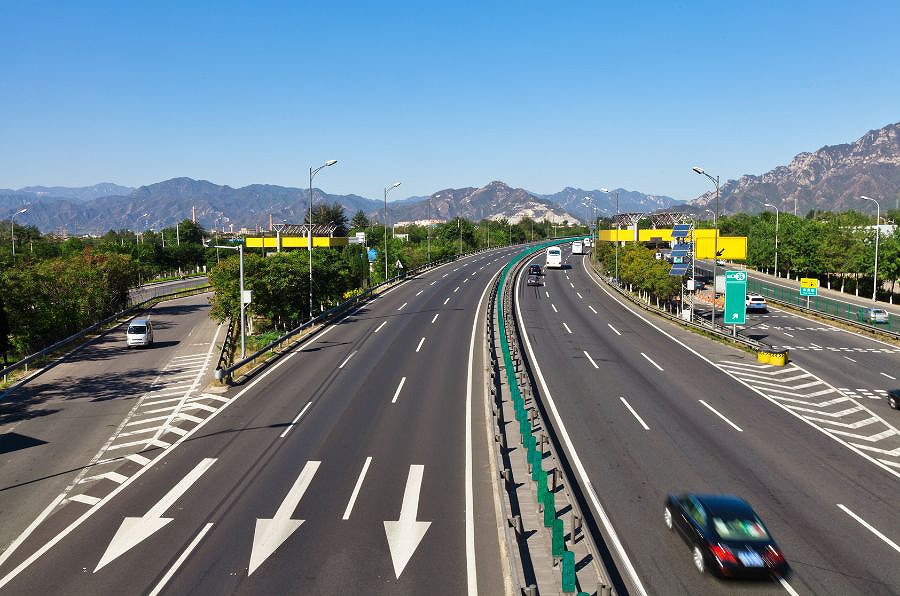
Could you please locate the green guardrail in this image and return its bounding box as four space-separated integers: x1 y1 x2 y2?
495 238 582 595
746 278 897 333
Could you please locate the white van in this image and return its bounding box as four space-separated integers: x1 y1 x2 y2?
126 318 154 348
546 247 562 268
572 240 584 255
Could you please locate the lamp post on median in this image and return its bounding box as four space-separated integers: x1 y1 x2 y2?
601 188 619 282
859 195 882 303
10 208 27 257
764 202 779 277
427 194 432 263
309 159 338 319
692 166 720 328
214 243 246 358
384 182 401 280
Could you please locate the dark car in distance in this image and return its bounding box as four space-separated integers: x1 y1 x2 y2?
888 389 900 410
526 274 543 286
528 264 543 276
664 494 789 579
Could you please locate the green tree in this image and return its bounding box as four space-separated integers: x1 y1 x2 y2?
350 210 369 231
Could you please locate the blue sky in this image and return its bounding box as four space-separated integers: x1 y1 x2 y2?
2 1 898 201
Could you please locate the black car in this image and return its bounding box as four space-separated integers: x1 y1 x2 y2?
526 274 543 287
664 494 789 579
528 264 543 276
888 389 900 410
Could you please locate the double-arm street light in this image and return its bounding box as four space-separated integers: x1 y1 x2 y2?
692 166 720 328
10 208 27 256
309 159 338 319
600 188 619 281
859 195 882 303
384 182 401 280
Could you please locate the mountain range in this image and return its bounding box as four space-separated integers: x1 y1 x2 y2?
689 121 900 215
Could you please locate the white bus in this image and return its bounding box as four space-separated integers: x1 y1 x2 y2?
545 246 562 268
571 240 584 255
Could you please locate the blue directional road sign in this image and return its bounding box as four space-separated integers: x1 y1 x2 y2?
724 270 747 325
367 248 378 262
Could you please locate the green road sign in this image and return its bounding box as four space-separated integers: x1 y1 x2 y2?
724 270 747 325
800 287 817 297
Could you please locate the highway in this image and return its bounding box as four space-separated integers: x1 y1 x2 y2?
0 248 520 595
515 245 900 595
129 276 210 305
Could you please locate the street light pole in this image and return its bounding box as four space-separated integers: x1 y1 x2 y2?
309 159 338 319
601 189 619 282
427 194 431 263
10 208 27 257
693 167 720 328
764 202 779 277
214 243 246 358
859 195 881 303
384 182 401 280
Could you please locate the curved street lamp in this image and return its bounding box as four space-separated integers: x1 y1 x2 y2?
859 195 881 303
308 159 338 319
384 182 401 280
692 166 721 328
601 188 619 281
11 208 27 257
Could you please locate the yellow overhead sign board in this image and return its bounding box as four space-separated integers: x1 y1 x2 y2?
245 236 349 249
694 236 748 260
800 278 819 289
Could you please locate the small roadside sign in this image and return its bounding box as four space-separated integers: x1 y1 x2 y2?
241 290 252 305
395 259 404 269
800 278 818 297
724 270 747 326
367 248 377 262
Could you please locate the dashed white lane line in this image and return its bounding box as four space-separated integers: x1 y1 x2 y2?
569 282 575 289
783 332 794 338
149 525 215 596
397 302 408 311
464 278 469 283
416 337 426 352
342 457 373 519
374 321 387 333
444 297 450 305
392 377 407 404
583 351 599 369
588 305 598 314
454 286 460 293
430 281 437 286
620 397 650 431
608 323 622 336
576 292 583 299
545 291 549 298
338 350 357 369
431 313 439 324
844 356 857 362
778 576 801 596
699 399 744 432
551 304 558 313
442 273 449 278
416 290 424 296
279 401 312 438
563 323 573 334
881 372 897 380
640 352 664 372
837 504 900 554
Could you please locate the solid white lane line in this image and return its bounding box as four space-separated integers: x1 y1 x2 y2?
563 323 573 334
454 286 460 293
551 304 558 313
398 302 407 311
778 576 800 596
416 290 423 296
391 377 407 404
837 504 900 554
148 523 214 596
416 337 426 352
338 350 357 369
880 372 897 380
844 355 857 362
342 457 373 520
431 313 439 324
588 305 597 314
374 321 387 333
279 402 312 438
444 298 450 305
513 265 648 596
620 397 650 430
608 323 622 336
698 400 744 432
583 351 599 369
640 352 664 371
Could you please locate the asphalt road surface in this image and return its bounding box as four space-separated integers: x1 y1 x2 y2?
515 246 900 595
0 248 522 595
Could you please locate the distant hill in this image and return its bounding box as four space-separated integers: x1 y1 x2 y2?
691 122 900 215
537 187 683 220
17 183 134 202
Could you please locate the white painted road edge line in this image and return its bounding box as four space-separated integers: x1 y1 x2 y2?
607 323 622 336
338 350 357 369
514 261 648 596
147 522 214 596
619 397 650 431
640 352 664 371
342 457 373 520
583 351 599 369
374 321 387 333
837 504 900 554
391 377 407 404
698 399 744 432
279 401 312 438
415 337 426 352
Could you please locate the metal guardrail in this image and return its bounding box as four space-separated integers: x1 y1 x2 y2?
0 284 212 381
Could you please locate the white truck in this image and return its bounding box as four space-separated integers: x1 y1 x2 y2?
545 246 562 268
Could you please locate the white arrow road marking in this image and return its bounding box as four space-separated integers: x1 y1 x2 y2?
94 457 216 572
384 464 431 579
248 460 321 576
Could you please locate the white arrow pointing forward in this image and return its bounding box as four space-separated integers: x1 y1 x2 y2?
384 464 431 579
95 457 216 572
248 460 321 575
